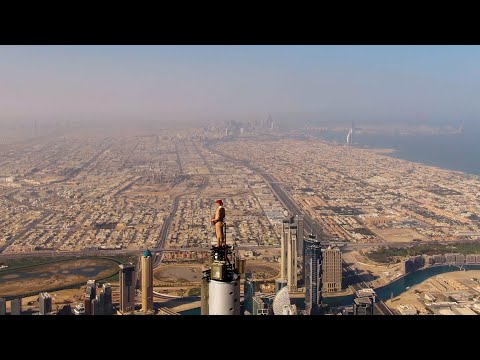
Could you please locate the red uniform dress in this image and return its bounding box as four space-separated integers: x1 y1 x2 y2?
213 205 226 246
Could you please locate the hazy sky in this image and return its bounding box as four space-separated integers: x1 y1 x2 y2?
1 45 479 125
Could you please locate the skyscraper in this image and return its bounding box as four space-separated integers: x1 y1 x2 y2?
244 273 255 315
304 234 323 315
39 292 52 315
102 283 113 315
84 279 96 315
89 283 113 315
322 246 342 292
353 297 374 315
296 215 304 253
0 298 6 315
141 249 154 313
11 298 22 315
85 280 96 299
281 216 298 291
119 264 136 314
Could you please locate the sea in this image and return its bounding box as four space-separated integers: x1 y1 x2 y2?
314 124 480 176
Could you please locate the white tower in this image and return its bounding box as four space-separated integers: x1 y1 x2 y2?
202 245 245 315
346 128 353 145
208 277 240 315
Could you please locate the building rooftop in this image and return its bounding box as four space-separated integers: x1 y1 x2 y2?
354 297 372 305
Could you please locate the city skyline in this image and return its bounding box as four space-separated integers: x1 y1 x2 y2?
2 45 480 316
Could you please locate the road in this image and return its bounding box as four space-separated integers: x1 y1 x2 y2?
152 174 209 268
152 195 180 268
344 262 393 315
0 189 54 254
205 140 328 240
0 240 430 261
192 142 214 174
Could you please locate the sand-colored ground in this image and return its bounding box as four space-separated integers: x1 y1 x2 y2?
154 264 204 284
154 260 280 285
0 258 119 297
385 270 480 314
245 261 280 281
366 148 396 154
372 228 430 243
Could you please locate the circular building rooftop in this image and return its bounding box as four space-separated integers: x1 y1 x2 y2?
144 249 152 257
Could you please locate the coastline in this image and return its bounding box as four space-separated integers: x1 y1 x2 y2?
316 133 480 178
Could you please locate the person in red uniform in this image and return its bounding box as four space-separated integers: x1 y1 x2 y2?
211 199 226 246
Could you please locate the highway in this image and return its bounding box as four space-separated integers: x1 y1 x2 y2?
0 240 429 260
205 140 328 240
152 195 180 268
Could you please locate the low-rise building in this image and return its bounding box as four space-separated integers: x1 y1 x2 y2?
397 304 417 315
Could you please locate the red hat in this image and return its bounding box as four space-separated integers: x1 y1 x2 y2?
215 199 223 205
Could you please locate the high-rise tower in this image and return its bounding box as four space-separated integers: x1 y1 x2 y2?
11 298 22 315
39 292 52 315
119 264 136 314
296 215 304 253
0 298 6 315
101 283 113 315
244 272 255 315
281 216 298 291
141 249 154 313
322 246 342 292
84 279 96 315
304 234 323 315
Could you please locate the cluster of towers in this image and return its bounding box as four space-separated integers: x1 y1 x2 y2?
279 214 342 315
198 213 342 315
84 280 114 315
118 249 154 314
0 212 343 316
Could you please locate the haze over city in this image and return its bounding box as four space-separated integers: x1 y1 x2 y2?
1 45 480 127
2 45 480 317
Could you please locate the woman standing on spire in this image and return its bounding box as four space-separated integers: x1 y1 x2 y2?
211 199 226 246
